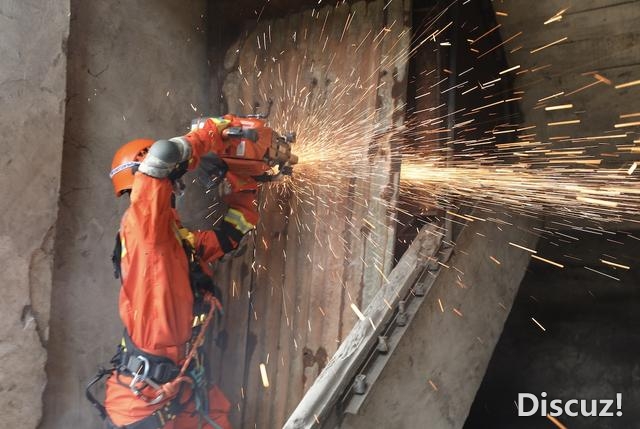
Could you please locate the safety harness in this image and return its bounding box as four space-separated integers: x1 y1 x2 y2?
86 231 224 429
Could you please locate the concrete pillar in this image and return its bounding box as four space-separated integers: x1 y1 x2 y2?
0 1 69 428
42 1 209 427
341 213 540 429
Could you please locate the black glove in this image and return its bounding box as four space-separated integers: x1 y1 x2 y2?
196 153 228 191
190 269 223 302
168 160 189 181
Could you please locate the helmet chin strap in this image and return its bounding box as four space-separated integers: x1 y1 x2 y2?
172 177 186 197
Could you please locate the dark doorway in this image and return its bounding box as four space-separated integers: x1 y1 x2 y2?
465 230 640 429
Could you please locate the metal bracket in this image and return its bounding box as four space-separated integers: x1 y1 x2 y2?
352 374 367 395
376 336 389 354
341 241 455 417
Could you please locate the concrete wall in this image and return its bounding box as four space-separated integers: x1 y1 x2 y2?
41 1 209 427
0 1 69 428
498 0 640 171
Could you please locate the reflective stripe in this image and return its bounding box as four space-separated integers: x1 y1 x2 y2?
169 136 189 145
109 161 140 178
120 236 127 259
236 141 246 156
224 208 255 234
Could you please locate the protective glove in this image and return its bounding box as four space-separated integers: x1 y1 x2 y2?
213 116 232 132
213 194 257 257
191 117 231 141
185 117 231 159
222 174 259 234
196 154 228 191
213 173 259 255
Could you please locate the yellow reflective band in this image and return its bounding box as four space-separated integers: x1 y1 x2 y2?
178 227 196 248
211 117 231 132
224 208 255 234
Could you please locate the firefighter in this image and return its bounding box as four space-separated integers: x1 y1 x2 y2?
96 117 257 429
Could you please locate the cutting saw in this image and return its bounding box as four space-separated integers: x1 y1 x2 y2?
192 112 298 187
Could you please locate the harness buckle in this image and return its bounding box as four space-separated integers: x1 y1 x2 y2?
128 355 165 404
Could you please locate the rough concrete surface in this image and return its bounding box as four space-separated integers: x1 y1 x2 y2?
0 1 69 428
499 0 640 171
42 1 209 428
341 213 541 429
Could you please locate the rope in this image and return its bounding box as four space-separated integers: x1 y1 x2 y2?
153 293 222 401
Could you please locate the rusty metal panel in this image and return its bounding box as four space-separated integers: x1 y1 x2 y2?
215 1 411 427
360 0 411 306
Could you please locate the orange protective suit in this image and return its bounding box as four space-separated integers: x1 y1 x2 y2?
104 125 258 429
